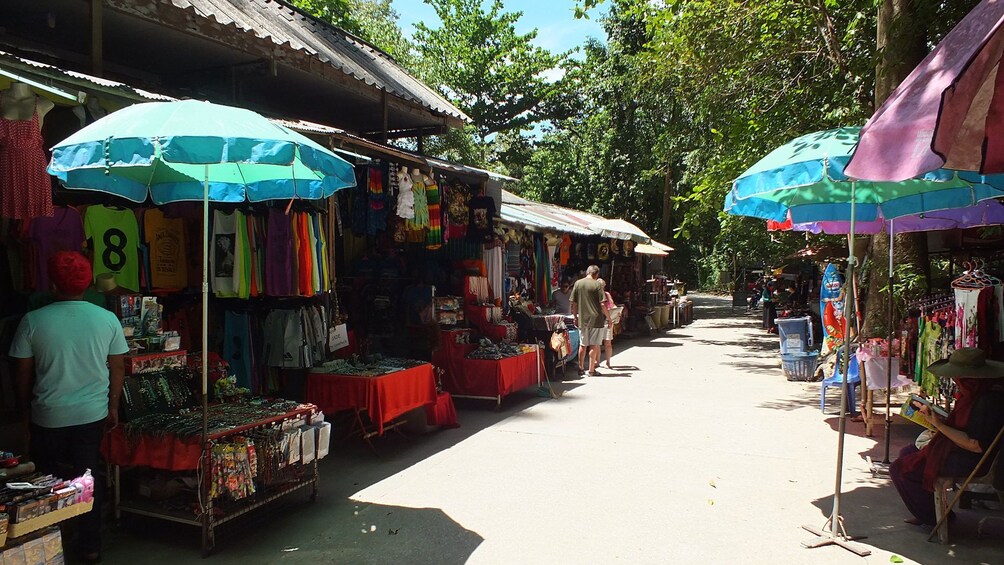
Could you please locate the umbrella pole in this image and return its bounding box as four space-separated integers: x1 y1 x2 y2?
884 220 895 464
202 167 209 440
200 166 210 550
802 182 870 556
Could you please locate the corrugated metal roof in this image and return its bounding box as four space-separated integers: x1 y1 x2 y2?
499 189 613 236
0 50 175 102
427 158 517 182
164 0 468 122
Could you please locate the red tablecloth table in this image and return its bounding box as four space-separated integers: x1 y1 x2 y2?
442 349 543 403
306 363 437 436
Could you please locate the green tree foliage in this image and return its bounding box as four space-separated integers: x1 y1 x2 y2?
288 0 362 35
289 0 415 66
351 0 417 66
412 0 561 151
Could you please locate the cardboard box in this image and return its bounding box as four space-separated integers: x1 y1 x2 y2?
2 545 26 565
21 539 43 565
41 529 62 562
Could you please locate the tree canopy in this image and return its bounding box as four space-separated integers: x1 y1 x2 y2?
412 0 560 150
291 0 984 290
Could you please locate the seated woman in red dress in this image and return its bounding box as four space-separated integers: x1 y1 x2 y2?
889 348 1004 527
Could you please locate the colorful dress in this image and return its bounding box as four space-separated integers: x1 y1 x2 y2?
425 176 442 249
0 100 53 220
954 288 980 348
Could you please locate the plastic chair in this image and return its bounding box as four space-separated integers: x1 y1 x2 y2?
820 350 861 415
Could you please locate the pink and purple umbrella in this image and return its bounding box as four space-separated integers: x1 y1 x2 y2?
846 1 1004 181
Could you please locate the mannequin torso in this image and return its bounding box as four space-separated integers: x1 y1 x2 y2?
1 83 55 128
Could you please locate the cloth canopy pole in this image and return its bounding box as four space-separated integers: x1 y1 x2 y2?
802 181 870 556
884 219 895 464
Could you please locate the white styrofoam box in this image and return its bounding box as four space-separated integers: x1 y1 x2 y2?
313 422 331 460
300 425 315 464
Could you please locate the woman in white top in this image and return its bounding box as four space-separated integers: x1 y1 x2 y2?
598 279 617 369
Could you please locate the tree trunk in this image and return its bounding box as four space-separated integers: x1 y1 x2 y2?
660 167 673 243
861 0 929 339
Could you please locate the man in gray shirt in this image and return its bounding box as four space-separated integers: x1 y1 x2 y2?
570 265 609 376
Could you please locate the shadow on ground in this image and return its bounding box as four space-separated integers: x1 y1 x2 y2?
113 498 482 565
809 483 1004 564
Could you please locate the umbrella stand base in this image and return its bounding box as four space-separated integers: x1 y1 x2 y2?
801 516 871 556
866 456 891 478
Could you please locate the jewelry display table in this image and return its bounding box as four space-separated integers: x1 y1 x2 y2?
104 402 319 554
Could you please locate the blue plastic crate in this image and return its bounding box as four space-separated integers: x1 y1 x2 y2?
776 316 813 354
781 351 819 382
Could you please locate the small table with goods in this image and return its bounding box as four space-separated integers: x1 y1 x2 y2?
434 332 544 407
0 455 91 563
306 357 440 444
857 339 913 437
103 399 325 555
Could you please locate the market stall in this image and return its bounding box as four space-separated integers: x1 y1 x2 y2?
435 340 544 406
104 400 323 553
41 99 355 554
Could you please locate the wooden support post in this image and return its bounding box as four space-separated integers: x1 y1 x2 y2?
381 90 389 144
90 0 104 77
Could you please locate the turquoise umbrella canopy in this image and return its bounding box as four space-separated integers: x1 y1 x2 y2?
724 127 1004 223
47 99 357 202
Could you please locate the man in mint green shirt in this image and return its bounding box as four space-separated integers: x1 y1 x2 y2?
10 251 128 563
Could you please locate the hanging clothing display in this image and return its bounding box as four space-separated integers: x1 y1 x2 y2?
406 170 429 233
559 235 572 266
914 318 945 397
0 99 53 220
395 165 415 220
210 210 241 297
548 243 560 288
366 165 387 235
84 205 141 291
143 208 188 289
307 213 321 293
265 208 295 297
484 245 503 306
445 179 471 239
246 213 264 297
425 175 443 249
224 311 254 390
263 306 328 368
296 212 314 296
535 236 550 305
29 206 84 291
468 195 496 242
954 287 981 348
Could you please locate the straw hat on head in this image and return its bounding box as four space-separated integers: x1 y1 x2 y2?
927 347 1004 379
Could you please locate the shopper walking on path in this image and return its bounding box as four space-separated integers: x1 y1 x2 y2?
10 251 130 564
571 265 608 376
598 278 616 369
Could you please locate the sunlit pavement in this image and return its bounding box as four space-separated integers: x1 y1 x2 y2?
102 294 1003 564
